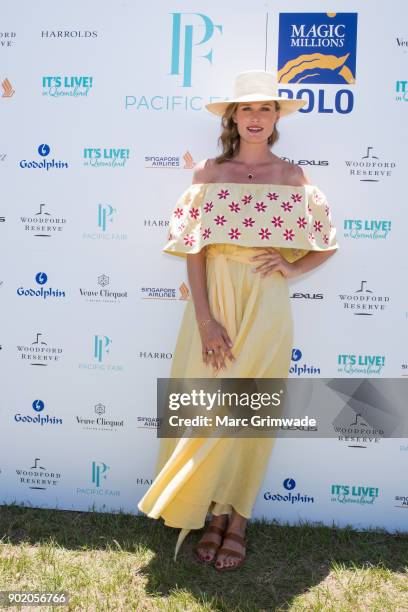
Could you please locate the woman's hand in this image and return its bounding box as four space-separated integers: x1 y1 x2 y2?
250 248 299 279
198 318 235 371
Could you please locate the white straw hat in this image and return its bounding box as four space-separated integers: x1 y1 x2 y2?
205 69 307 117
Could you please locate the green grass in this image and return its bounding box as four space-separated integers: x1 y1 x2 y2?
0 503 407 611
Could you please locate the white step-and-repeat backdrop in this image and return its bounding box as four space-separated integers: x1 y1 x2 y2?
1 1 407 532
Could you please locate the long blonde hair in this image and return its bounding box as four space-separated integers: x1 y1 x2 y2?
214 101 280 164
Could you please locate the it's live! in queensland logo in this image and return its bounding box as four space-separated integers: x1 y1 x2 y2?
277 12 358 114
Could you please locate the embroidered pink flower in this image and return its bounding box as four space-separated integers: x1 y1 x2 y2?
242 194 253 205
178 223 185 232
214 215 227 226
283 229 295 241
218 189 230 199
308 232 316 242
243 217 255 227
174 207 184 219
204 201 214 213
267 192 279 200
313 220 323 232
281 201 293 212
307 204 312 214
324 204 330 216
229 201 241 213
259 227 271 240
202 228 212 239
168 232 173 241
291 193 302 202
271 215 284 228
255 201 267 212
184 234 195 246
228 227 241 240
323 234 329 245
297 216 307 229
189 207 200 219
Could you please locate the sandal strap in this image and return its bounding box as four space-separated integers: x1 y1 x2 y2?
205 525 225 536
223 531 246 545
195 541 220 552
217 546 245 559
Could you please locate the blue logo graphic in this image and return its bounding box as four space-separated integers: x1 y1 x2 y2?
283 477 296 490
278 13 358 84
291 348 302 362
92 461 109 487
98 204 116 231
170 12 222 87
94 335 111 362
38 144 50 157
35 272 48 285
32 400 45 412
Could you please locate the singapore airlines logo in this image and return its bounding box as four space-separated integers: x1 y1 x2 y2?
1 77 15 97
170 12 222 87
278 12 358 84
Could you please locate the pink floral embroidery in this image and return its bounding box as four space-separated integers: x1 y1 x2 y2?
323 234 329 245
204 201 214 213
259 228 271 240
214 215 227 226
218 189 230 199
313 220 323 232
324 204 330 216
267 192 279 200
178 223 185 232
184 234 195 246
307 204 312 214
174 207 184 219
255 201 267 212
229 201 241 213
308 232 315 242
168 232 173 241
242 194 253 205
297 217 307 229
271 215 284 228
202 228 211 239
283 229 295 241
228 227 241 240
243 217 255 227
281 201 293 212
291 193 302 202
189 207 200 219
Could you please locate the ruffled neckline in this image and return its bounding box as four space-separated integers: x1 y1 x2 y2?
191 182 317 189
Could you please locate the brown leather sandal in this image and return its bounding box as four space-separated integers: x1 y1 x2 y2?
194 524 225 565
214 531 246 572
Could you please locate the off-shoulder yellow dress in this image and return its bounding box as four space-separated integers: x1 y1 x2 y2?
138 182 338 558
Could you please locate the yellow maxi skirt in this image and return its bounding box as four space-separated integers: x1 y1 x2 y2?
138 243 294 558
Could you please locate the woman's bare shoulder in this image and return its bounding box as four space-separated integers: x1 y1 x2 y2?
191 158 218 184
281 161 312 186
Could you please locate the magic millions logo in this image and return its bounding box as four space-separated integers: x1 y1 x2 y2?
16 332 63 366
277 12 358 114
144 151 195 169
140 282 190 300
330 483 379 505
20 203 67 238
345 146 396 182
338 280 390 316
79 274 128 304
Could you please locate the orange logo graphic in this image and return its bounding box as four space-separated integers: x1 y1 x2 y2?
183 151 195 169
2 78 15 98
179 282 190 300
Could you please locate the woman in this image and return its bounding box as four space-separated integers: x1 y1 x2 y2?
138 70 339 571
